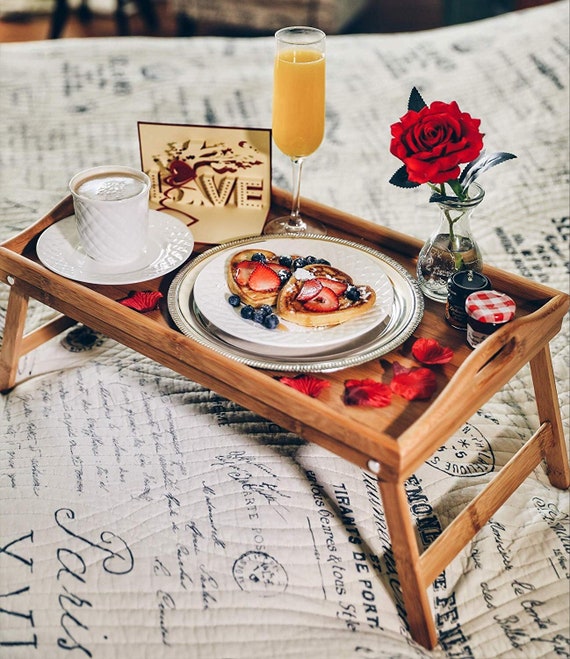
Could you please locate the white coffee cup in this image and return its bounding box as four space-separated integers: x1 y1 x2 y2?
69 165 151 264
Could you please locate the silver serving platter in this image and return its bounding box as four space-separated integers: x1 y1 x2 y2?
167 234 424 372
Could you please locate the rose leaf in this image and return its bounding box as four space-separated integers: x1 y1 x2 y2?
408 87 428 112
389 166 421 189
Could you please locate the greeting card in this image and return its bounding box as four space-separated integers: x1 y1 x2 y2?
138 122 271 244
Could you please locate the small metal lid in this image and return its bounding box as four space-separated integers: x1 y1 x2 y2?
449 270 491 292
465 290 516 324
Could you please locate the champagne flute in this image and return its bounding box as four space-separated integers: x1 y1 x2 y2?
264 26 327 235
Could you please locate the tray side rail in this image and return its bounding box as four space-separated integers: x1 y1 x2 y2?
1 196 74 255
271 187 425 259
396 291 569 478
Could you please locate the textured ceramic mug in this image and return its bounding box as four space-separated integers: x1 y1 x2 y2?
69 165 151 264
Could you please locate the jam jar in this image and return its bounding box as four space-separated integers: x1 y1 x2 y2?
445 270 492 330
465 290 516 348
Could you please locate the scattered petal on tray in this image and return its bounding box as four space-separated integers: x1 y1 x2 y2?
390 362 437 401
119 290 163 312
343 379 392 408
411 337 454 364
278 374 331 398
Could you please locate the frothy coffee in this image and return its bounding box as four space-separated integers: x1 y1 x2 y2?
75 172 147 202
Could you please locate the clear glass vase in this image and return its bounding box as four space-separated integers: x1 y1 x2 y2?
416 183 484 303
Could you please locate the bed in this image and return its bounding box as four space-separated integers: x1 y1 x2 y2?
0 2 568 657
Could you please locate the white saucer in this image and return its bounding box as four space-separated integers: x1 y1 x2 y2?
36 210 194 285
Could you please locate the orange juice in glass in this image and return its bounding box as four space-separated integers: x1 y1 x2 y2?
264 26 327 235
273 49 325 158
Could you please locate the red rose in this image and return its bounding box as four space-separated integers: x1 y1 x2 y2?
390 100 484 185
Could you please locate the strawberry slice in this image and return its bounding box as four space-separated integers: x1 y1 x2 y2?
234 260 256 287
296 278 323 302
317 277 348 296
248 263 282 292
302 286 340 312
267 262 291 275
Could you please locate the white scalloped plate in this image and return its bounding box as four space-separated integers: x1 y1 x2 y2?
168 235 424 372
192 237 394 357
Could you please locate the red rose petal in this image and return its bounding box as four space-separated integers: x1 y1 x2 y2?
278 374 330 398
343 378 392 408
411 337 454 365
393 362 413 377
119 291 163 313
390 366 437 401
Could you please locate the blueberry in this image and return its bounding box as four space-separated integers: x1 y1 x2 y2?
252 309 266 324
251 252 267 263
279 255 292 268
228 294 241 307
305 255 317 264
345 286 361 301
293 257 307 269
240 305 254 319
263 313 280 330
278 269 291 284
259 304 273 317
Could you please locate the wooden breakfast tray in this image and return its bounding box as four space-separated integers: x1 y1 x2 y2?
1 187 568 650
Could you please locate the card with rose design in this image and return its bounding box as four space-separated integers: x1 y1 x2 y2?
138 122 271 244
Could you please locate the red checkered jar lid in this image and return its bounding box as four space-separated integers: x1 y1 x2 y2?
465 290 516 324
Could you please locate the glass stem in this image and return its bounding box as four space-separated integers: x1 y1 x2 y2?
289 157 305 228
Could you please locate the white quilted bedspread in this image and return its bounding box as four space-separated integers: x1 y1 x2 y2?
0 3 568 657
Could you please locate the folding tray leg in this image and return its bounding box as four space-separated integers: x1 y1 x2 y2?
0 280 78 392
0 282 29 392
529 345 570 490
378 478 438 650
